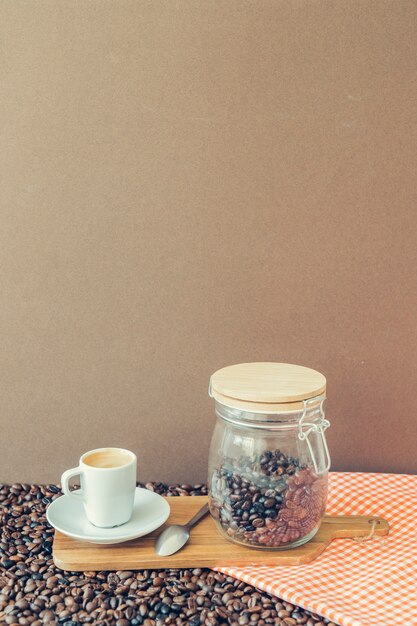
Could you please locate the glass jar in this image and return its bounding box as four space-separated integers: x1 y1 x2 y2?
208 363 331 550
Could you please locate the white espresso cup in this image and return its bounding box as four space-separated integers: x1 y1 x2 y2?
61 447 137 528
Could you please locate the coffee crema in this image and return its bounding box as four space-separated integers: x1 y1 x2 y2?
83 449 133 469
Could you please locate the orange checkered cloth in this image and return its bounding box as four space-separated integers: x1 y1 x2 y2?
216 472 417 626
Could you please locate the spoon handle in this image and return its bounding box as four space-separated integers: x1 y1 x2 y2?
187 503 209 529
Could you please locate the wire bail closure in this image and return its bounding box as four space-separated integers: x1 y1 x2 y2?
298 396 331 474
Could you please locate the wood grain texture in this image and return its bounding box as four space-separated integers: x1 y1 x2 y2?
52 497 389 571
210 363 326 404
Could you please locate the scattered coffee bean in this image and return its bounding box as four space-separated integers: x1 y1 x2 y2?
0 482 332 626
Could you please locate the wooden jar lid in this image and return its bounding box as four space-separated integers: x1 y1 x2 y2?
209 362 326 413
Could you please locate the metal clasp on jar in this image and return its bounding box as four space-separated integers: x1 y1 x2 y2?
298 396 331 474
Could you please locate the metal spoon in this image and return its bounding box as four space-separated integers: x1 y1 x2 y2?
155 503 209 556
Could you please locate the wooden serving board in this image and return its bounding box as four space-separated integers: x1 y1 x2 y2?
53 496 389 571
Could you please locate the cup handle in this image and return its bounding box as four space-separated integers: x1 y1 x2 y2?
61 466 83 499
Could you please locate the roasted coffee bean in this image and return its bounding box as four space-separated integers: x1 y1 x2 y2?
252 518 265 528
0 482 331 626
209 449 327 548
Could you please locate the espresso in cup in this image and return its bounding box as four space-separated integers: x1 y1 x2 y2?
83 449 133 469
61 448 137 528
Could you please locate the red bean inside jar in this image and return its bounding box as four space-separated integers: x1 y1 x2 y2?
208 363 331 550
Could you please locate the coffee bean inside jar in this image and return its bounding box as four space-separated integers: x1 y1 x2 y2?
208 363 331 550
209 449 327 548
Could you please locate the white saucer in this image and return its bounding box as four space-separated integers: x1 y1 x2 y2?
46 488 170 544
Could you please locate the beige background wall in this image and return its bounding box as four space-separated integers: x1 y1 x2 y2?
1 1 416 484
